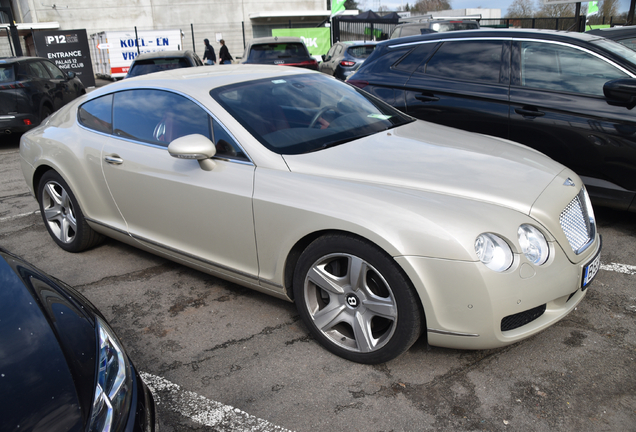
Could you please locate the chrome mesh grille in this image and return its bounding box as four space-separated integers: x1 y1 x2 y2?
560 188 596 254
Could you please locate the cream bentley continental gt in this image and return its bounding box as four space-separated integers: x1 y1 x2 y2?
19 65 601 364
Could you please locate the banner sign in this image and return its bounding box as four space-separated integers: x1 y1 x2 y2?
271 28 331 56
33 29 95 87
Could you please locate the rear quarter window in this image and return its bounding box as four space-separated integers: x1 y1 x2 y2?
78 94 113 134
0 65 15 83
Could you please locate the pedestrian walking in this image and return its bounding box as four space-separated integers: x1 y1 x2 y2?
219 39 233 64
203 39 216 65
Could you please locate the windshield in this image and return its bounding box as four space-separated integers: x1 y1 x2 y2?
591 38 636 68
210 74 414 155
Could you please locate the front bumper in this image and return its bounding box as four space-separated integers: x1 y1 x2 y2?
396 234 601 350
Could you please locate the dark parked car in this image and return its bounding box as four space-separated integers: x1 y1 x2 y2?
348 28 636 212
319 41 377 80
390 18 480 39
125 50 203 78
0 247 155 432
587 26 636 51
240 36 318 70
0 56 85 135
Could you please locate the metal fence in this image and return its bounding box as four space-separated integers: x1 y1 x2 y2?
481 16 627 30
332 18 400 43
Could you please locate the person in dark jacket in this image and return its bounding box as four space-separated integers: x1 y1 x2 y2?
203 39 216 65
219 39 233 64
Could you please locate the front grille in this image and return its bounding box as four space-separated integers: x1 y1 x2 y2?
560 187 596 254
501 304 547 332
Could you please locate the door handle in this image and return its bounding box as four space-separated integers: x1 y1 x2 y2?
415 93 440 102
515 108 545 117
104 155 124 165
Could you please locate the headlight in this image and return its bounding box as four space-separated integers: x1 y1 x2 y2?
475 233 513 272
518 224 549 265
88 317 132 432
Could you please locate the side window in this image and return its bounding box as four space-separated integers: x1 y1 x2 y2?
41 60 65 79
212 120 248 161
29 62 51 79
335 45 344 57
78 94 113 134
423 40 504 84
520 41 628 96
113 89 211 146
326 45 337 60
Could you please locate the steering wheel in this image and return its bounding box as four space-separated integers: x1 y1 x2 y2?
308 105 338 129
153 120 167 142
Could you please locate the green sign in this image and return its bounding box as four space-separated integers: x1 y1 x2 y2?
271 28 331 56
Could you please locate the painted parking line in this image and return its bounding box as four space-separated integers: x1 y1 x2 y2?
140 372 292 431
0 210 39 223
600 262 636 276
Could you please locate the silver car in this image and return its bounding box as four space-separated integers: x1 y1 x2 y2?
19 66 601 364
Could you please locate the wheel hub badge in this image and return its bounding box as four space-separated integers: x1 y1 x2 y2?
346 293 359 308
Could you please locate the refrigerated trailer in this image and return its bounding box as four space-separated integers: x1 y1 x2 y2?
90 29 183 79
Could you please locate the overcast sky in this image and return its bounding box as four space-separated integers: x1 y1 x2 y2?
358 0 632 16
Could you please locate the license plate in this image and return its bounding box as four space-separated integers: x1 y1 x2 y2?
582 249 601 290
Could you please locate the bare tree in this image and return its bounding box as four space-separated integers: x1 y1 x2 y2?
536 2 576 17
599 0 620 18
506 0 536 18
411 0 452 13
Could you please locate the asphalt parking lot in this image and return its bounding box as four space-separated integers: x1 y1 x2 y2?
1 131 635 431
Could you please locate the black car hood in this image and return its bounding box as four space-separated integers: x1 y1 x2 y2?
0 251 97 432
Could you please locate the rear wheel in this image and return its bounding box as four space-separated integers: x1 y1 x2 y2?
37 170 104 252
293 234 423 364
39 106 52 125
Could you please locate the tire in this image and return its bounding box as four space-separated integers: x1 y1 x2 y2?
293 234 423 364
37 170 104 252
39 106 52 125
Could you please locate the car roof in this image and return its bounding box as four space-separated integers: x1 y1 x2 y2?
383 28 605 47
249 36 304 45
0 56 50 64
89 64 317 100
586 26 636 38
133 50 194 61
340 40 379 46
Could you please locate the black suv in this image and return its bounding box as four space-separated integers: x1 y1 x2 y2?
0 57 85 135
348 29 636 212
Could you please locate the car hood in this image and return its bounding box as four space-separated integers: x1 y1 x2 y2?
0 251 96 432
282 120 565 215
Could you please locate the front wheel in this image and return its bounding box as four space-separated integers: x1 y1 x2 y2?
293 234 423 364
37 170 104 252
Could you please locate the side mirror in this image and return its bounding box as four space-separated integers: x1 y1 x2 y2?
321 54 326 61
66 71 76 79
603 78 636 109
168 134 217 171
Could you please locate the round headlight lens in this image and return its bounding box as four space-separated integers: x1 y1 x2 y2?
518 224 549 265
475 233 513 272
